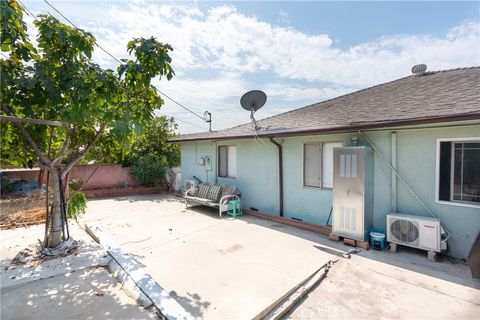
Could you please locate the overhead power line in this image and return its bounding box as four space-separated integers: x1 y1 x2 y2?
152 87 204 120
41 0 206 124
44 0 122 65
157 112 208 130
18 0 35 17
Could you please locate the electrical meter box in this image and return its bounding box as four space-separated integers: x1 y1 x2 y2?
332 146 373 241
204 156 212 171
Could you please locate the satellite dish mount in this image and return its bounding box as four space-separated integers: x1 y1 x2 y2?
240 90 267 131
203 111 212 131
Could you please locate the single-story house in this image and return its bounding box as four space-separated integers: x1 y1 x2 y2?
169 67 480 259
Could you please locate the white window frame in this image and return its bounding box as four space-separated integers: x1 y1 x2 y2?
435 137 480 209
303 141 343 190
303 143 322 188
322 142 343 189
218 145 237 178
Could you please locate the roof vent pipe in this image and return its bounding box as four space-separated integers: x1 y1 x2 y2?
412 64 427 76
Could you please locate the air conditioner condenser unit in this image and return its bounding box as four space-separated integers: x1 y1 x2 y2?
387 213 446 253
184 180 198 193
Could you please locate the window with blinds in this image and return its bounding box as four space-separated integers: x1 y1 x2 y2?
304 143 322 187
218 146 237 178
304 142 342 188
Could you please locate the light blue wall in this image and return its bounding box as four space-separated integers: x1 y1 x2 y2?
181 139 279 213
179 123 480 259
180 141 217 184
282 134 349 224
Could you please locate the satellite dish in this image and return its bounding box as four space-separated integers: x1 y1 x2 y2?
240 90 267 131
240 90 267 112
411 64 427 76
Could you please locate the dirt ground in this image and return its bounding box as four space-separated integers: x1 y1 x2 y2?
0 193 46 229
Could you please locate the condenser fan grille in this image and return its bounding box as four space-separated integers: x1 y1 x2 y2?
391 219 419 243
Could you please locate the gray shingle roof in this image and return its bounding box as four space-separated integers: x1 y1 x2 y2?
170 67 480 142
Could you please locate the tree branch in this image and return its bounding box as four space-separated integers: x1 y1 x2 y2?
1 104 51 166
61 123 106 178
52 131 70 165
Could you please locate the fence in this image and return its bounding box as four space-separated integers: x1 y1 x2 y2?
2 164 141 190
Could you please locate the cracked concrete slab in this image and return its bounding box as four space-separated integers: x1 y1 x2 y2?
81 194 480 319
85 223 194 319
1 266 157 320
0 223 158 320
286 257 480 319
80 195 338 319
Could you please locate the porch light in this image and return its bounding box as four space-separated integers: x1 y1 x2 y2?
351 136 359 146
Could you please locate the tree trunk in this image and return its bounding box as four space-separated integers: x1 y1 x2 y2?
45 167 64 248
37 168 44 189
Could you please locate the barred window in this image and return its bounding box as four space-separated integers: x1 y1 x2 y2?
438 140 480 205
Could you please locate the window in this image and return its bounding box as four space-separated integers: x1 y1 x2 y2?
304 142 342 188
218 146 237 178
438 140 480 205
322 142 343 188
304 143 322 187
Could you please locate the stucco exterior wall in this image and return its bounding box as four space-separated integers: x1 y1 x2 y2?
179 122 480 259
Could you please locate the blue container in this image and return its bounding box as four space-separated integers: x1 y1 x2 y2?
370 232 386 250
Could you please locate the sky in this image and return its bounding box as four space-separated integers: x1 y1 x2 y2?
23 1 480 134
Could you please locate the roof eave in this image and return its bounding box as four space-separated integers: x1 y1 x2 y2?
168 113 480 143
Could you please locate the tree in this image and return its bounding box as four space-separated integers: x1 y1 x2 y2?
82 131 125 164
125 115 180 167
1 0 174 248
84 115 180 166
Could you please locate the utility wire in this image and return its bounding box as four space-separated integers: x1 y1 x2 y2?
18 0 35 17
44 0 122 65
152 87 204 120
42 0 207 124
158 113 208 130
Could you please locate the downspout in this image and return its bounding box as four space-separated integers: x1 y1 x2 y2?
391 132 397 212
269 138 284 217
214 141 218 184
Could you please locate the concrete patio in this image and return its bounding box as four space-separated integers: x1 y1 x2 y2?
81 194 480 319
81 195 337 319
0 223 157 320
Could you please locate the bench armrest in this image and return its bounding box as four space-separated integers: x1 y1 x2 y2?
185 187 197 197
219 194 240 205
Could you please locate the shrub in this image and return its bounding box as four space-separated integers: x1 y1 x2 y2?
69 179 84 191
131 156 166 186
67 190 87 219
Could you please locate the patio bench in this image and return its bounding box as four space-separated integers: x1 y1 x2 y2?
184 183 241 217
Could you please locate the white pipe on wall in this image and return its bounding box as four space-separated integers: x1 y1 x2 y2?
391 132 397 212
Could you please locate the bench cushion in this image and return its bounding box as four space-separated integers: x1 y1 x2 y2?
220 185 241 198
207 184 223 202
197 183 211 199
